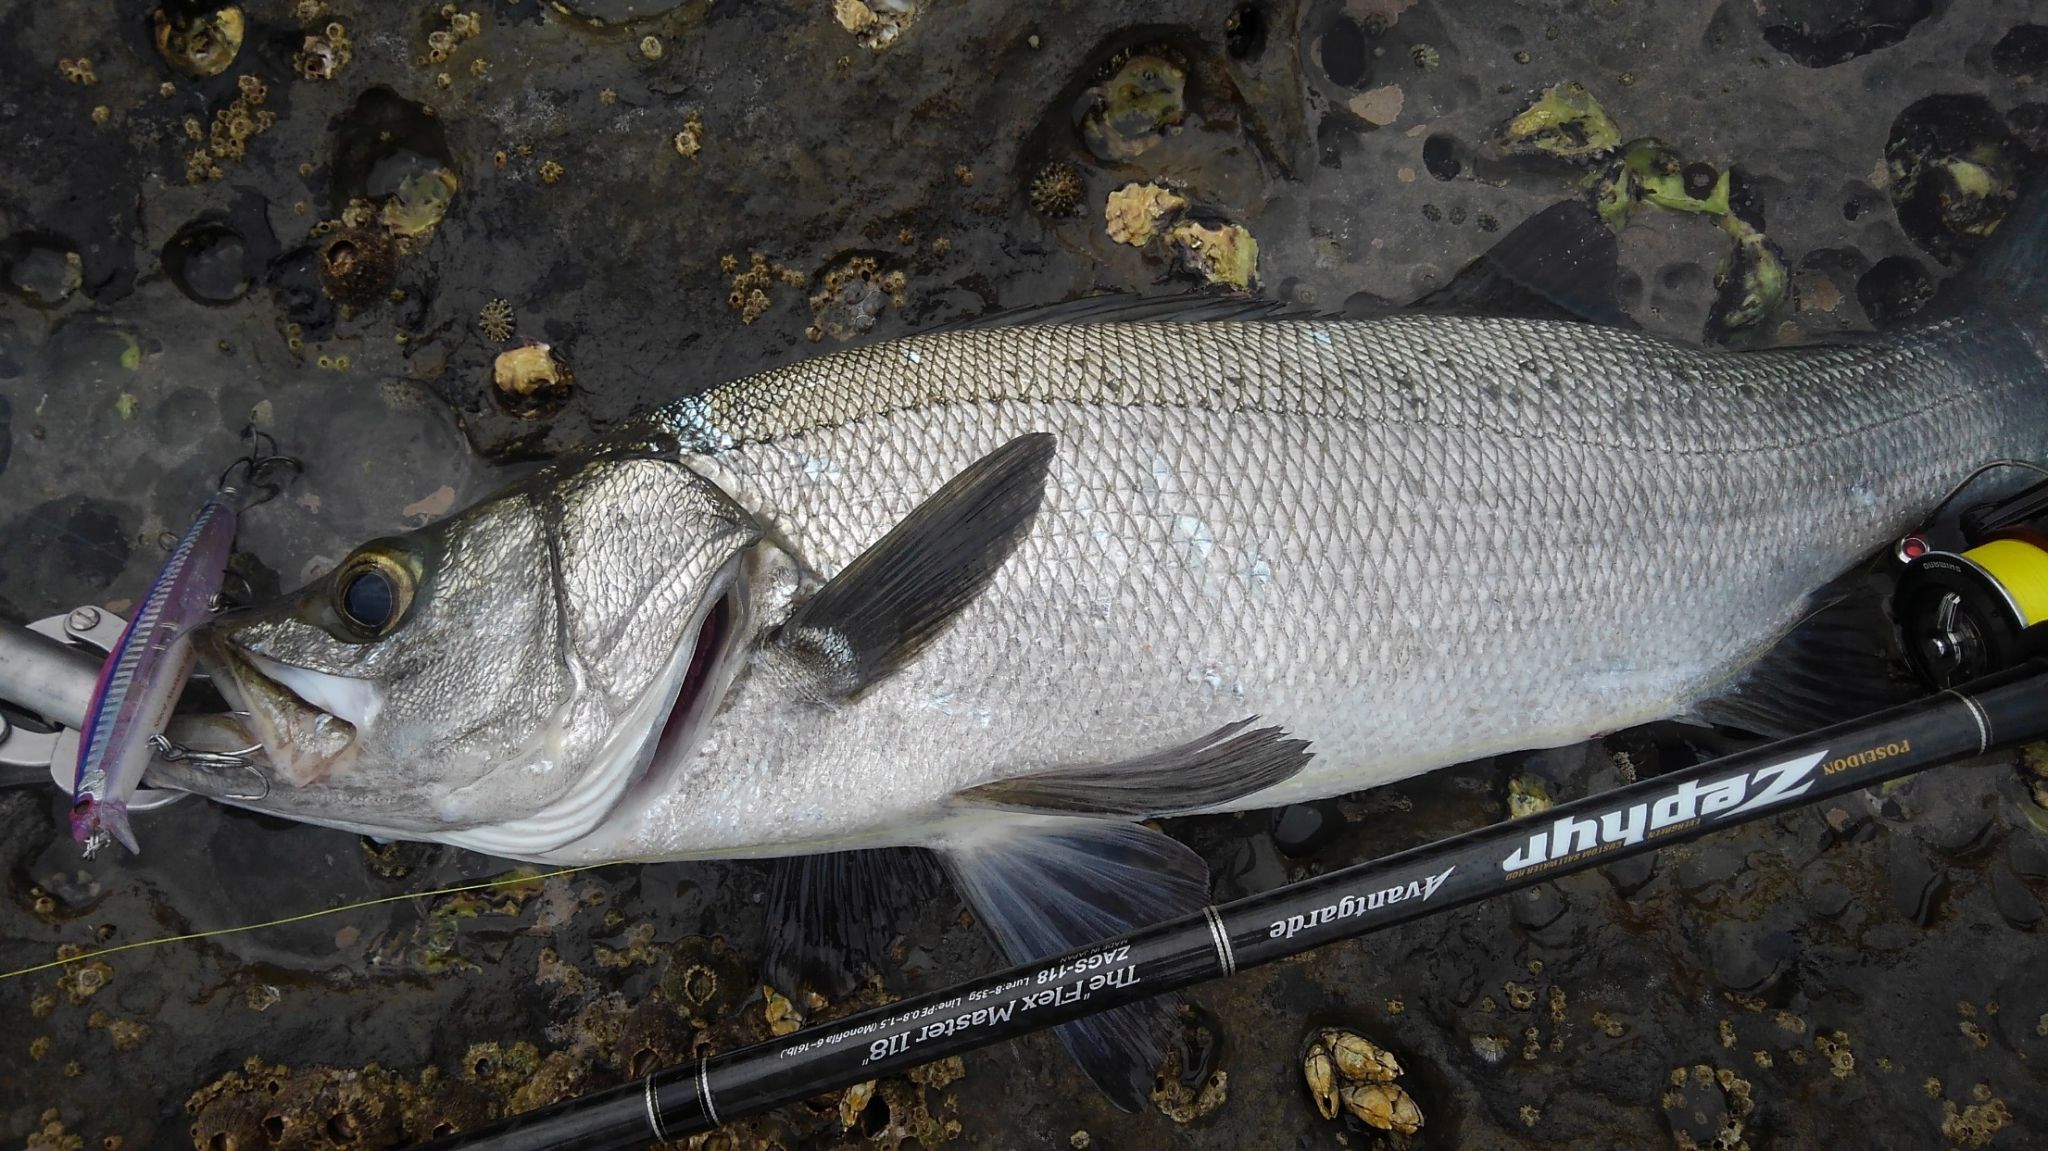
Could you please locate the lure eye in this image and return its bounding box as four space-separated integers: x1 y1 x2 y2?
330 549 415 638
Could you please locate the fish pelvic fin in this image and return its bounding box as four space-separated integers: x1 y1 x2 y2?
954 718 1312 816
937 818 1208 1111
762 847 942 999
773 432 1056 699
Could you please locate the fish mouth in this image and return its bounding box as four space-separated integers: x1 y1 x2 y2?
186 630 370 790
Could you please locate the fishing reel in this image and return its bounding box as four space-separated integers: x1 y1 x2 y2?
1895 474 2048 689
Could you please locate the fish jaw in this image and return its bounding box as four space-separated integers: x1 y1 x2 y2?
189 627 361 789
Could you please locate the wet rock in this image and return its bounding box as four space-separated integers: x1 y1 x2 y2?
1271 800 1344 857
331 88 457 223
1602 851 1657 898
1989 865 2041 930
1211 829 1288 900
1676 846 1745 897
30 835 110 910
1704 922 1778 993
1422 134 1462 181
1318 17 1370 89
163 219 251 306
1754 0 1932 67
1510 882 1567 930
1886 94 2035 266
1991 25 2048 79
1855 256 1934 327
1911 798 1996 858
2 233 83 308
1886 837 1945 925
2010 836 2048 881
1803 878 1854 920
0 498 132 603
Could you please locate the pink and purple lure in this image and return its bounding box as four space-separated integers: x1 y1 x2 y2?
70 485 241 857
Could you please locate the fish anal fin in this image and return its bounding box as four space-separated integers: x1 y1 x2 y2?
775 433 1057 699
763 847 942 999
955 718 1312 816
938 819 1208 1111
1690 569 1917 739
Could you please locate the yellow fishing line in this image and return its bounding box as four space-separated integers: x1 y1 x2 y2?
0 861 633 981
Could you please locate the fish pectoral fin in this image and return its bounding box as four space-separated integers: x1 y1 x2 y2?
763 847 942 999
954 718 1313 816
938 818 1209 1111
1689 568 1918 739
773 432 1057 699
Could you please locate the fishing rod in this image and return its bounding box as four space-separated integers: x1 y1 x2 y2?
413 658 2048 1151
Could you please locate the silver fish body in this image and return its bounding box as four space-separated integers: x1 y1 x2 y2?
171 302 2048 863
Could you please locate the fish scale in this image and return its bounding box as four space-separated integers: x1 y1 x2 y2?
517 309 2048 859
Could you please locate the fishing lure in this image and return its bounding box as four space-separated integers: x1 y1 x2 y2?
70 446 296 857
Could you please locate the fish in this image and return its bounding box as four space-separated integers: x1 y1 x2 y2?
72 484 241 857
158 192 2048 1106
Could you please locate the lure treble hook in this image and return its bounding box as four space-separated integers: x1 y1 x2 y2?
218 425 305 509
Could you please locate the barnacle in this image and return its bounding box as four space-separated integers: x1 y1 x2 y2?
1305 1029 1422 1132
1030 161 1084 218
154 6 244 77
1104 182 1186 246
296 22 353 80
673 111 705 158
1322 1029 1401 1082
538 160 565 184
379 166 459 238
1303 1044 1338 1119
318 228 397 308
840 1080 877 1129
1508 773 1553 818
1167 219 1258 290
492 342 574 418
1499 81 1621 161
833 0 917 49
58 58 97 85
762 985 804 1036
1082 50 1187 161
478 298 516 342
1340 1082 1424 1134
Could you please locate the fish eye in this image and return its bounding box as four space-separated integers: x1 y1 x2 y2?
330 548 415 638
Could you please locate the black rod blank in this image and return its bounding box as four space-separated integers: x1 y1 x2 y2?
416 663 2048 1151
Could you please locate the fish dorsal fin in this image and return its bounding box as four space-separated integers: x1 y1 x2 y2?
763 847 943 999
774 432 1057 699
1689 569 1918 738
937 819 1207 1111
956 718 1312 816
929 292 1319 332
1412 199 1632 328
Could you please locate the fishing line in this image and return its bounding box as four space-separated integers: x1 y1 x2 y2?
0 859 641 981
